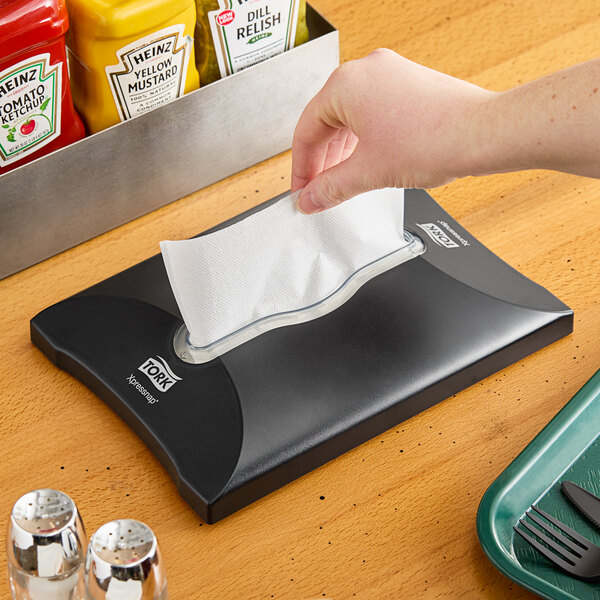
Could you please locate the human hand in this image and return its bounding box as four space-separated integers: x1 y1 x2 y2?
291 48 495 213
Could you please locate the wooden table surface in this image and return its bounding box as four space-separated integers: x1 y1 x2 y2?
2 1 600 598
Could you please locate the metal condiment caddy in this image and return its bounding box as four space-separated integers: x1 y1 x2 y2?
0 5 339 280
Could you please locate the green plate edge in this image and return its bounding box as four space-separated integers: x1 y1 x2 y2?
476 369 600 600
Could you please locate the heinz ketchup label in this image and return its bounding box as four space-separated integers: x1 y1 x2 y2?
0 54 61 166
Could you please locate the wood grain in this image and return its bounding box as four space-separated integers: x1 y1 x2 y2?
1 1 599 598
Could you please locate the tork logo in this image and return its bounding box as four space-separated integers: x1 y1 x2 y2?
416 222 460 248
138 355 182 392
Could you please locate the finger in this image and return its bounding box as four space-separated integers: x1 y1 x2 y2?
341 130 359 162
298 146 369 213
291 134 332 192
291 89 347 192
322 128 357 172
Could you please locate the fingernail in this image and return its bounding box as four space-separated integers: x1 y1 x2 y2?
297 190 323 214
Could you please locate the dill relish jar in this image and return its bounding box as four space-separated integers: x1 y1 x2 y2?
195 0 309 85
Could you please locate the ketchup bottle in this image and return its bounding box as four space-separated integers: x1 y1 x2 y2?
0 0 85 175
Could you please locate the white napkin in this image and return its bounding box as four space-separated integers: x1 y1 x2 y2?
160 188 408 359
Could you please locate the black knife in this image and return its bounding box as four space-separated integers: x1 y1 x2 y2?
561 480 600 529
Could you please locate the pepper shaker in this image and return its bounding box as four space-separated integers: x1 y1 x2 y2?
85 519 167 600
6 489 87 600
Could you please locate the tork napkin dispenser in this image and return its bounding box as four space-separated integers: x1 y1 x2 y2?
31 190 573 523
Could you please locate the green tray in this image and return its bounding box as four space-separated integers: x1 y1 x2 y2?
477 369 600 599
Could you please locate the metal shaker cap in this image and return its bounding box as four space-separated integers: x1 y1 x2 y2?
86 519 167 600
7 489 86 576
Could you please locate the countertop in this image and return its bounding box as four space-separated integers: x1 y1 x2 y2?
1 1 600 598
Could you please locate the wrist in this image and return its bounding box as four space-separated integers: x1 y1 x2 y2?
451 89 509 179
459 85 557 178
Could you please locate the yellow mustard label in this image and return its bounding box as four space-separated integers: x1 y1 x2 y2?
106 25 193 121
66 0 200 133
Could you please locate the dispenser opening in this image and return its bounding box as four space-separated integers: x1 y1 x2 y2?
174 230 425 364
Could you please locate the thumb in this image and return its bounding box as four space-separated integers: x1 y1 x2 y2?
297 151 368 214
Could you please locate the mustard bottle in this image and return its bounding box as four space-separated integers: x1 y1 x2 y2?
195 0 309 86
66 0 200 133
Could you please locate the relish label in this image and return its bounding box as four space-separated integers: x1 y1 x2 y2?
106 25 193 122
209 0 300 77
0 55 61 166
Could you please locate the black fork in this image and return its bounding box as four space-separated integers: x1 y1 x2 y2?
513 505 600 581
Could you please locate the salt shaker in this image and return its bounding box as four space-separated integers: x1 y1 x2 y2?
85 519 167 600
6 489 87 600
